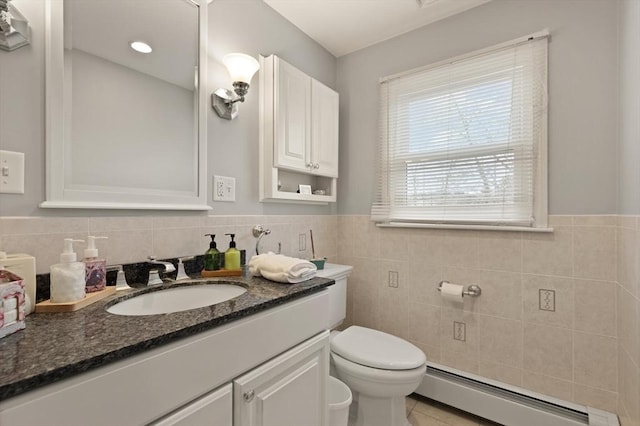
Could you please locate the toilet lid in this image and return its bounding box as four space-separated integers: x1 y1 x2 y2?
331 326 426 370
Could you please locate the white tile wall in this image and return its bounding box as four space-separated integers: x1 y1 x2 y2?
337 215 622 415
617 217 640 426
0 215 338 274
1 213 634 422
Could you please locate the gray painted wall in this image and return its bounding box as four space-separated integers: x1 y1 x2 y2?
0 0 337 217
0 0 624 217
618 0 640 214
336 0 619 215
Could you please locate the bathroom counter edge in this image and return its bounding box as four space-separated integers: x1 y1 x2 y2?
0 275 334 401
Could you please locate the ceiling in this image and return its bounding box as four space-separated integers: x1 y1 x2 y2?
263 0 491 57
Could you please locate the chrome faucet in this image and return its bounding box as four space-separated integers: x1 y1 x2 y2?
147 256 176 273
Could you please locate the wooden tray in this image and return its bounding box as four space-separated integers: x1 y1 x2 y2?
201 269 242 278
35 286 116 313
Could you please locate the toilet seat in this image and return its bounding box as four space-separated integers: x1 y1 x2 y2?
331 326 426 370
332 352 426 385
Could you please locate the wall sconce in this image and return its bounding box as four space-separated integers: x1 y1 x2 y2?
0 0 30 52
212 53 260 120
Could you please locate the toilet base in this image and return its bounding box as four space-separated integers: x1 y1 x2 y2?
350 390 410 426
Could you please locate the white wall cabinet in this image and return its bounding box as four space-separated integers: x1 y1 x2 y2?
273 58 311 174
310 79 339 178
260 55 339 204
234 332 329 426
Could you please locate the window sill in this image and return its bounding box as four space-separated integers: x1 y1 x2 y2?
376 222 554 233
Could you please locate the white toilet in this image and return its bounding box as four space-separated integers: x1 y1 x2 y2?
317 264 427 426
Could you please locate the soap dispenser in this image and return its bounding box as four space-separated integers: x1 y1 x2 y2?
224 233 241 271
83 236 108 293
204 234 222 271
50 239 86 303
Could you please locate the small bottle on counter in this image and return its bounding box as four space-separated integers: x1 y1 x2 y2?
50 238 86 303
83 236 108 293
224 233 240 270
204 234 222 271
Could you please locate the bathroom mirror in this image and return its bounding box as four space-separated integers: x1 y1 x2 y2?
41 0 210 210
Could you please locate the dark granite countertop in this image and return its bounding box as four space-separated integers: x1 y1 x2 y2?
0 275 333 401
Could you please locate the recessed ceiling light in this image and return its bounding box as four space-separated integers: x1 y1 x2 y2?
130 41 152 54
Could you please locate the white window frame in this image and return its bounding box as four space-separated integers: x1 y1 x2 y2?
372 31 550 232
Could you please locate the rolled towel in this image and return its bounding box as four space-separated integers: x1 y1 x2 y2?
249 253 317 284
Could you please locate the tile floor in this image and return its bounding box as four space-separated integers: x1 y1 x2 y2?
406 394 502 426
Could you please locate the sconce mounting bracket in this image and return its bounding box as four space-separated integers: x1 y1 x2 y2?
212 88 239 120
0 0 30 52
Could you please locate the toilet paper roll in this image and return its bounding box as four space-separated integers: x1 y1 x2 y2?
441 282 464 303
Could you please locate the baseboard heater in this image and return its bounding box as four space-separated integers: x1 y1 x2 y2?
415 362 619 426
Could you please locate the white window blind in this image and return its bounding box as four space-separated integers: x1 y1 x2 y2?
372 33 548 228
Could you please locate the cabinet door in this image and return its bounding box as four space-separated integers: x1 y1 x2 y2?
311 80 339 178
152 383 232 426
234 331 329 426
274 58 311 173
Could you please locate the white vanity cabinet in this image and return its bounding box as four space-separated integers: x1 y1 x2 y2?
152 384 233 426
0 291 331 426
153 332 329 426
260 55 339 204
234 332 329 426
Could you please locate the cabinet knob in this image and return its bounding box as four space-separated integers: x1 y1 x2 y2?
243 390 255 402
313 163 320 169
306 163 314 168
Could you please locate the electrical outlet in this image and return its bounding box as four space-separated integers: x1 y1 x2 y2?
213 175 236 202
453 321 466 341
298 234 306 251
0 150 25 194
539 289 556 312
388 271 399 288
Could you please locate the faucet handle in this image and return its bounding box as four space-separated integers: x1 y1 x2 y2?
175 257 193 281
148 269 163 286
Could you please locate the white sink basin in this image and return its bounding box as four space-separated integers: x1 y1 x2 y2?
106 284 247 316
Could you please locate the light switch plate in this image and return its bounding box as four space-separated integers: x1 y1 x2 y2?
0 150 25 194
213 175 235 202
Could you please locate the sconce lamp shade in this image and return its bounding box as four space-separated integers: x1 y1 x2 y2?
223 53 260 84
213 53 260 120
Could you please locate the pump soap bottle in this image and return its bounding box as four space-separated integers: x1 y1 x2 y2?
224 233 241 271
204 234 222 271
50 239 86 303
84 236 108 293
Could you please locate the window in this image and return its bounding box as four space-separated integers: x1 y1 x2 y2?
372 33 548 229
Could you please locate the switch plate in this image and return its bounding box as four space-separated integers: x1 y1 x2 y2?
539 289 556 312
453 321 466 341
388 271 399 288
213 175 235 202
0 150 25 194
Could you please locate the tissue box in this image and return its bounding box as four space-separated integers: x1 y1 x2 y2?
0 270 26 339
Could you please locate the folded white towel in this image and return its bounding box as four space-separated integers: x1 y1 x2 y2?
249 253 317 284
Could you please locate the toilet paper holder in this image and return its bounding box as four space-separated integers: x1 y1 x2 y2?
437 281 482 297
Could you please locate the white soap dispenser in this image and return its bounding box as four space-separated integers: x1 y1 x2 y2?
84 236 108 293
50 238 85 303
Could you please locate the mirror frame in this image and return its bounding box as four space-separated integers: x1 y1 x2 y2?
41 0 210 210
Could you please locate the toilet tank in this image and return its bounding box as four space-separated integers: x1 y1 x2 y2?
315 263 353 329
